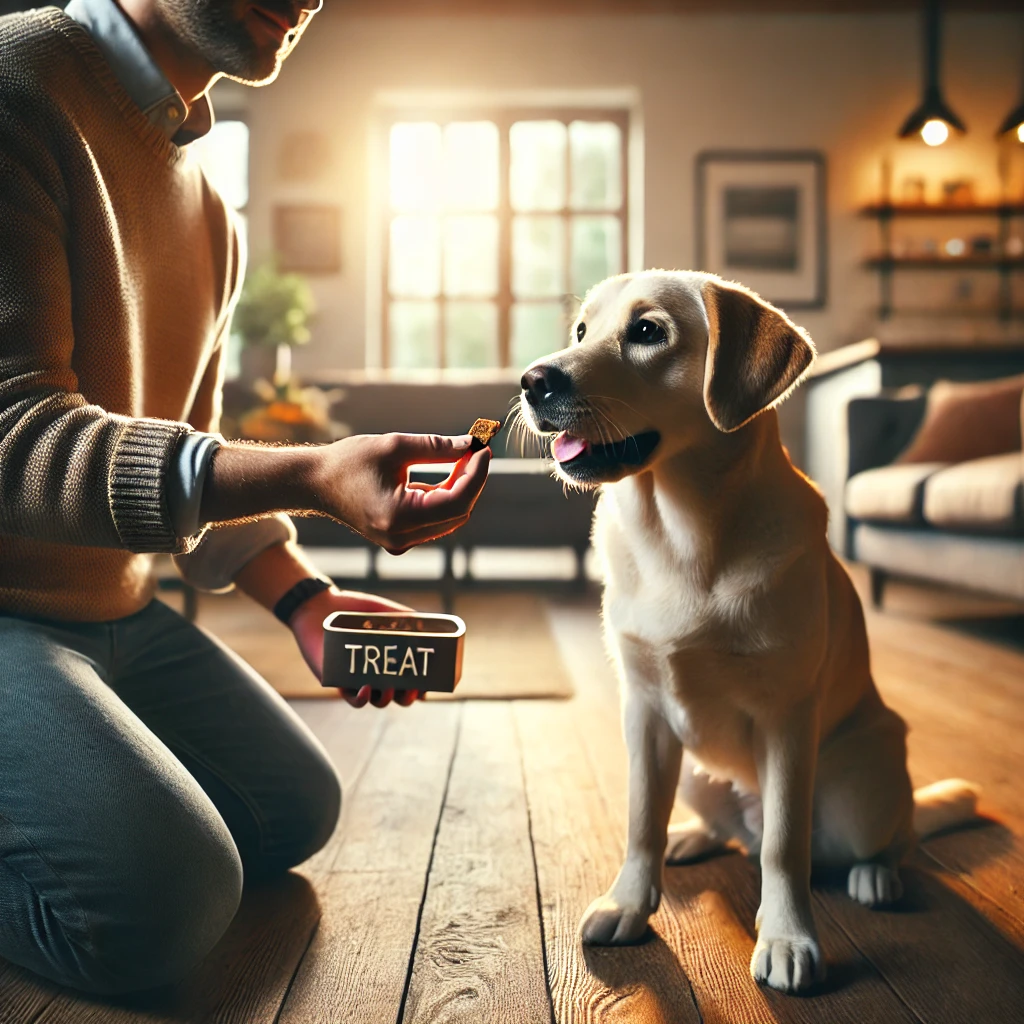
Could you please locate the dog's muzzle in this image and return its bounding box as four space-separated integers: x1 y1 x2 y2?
521 363 572 431
520 363 660 485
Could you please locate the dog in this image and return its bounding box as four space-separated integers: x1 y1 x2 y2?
518 270 979 993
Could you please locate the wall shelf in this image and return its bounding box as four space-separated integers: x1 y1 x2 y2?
871 306 1024 320
860 203 1024 219
865 255 1024 271
863 194 1023 320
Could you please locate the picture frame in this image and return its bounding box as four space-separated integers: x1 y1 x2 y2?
273 204 342 275
696 151 827 309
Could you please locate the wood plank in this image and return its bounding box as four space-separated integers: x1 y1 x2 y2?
861 609 1024 933
402 702 551 1024
814 865 1024 1023
278 702 462 1024
291 699 390 791
515 698 702 1024
0 961 60 1023
292 700 394 876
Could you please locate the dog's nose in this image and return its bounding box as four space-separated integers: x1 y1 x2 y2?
521 364 571 405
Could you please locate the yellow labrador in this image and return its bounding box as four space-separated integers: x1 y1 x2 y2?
519 270 978 993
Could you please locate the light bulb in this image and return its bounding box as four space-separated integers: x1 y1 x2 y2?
921 119 950 146
1017 122 1024 144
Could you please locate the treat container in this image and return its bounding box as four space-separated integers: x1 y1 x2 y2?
322 611 466 692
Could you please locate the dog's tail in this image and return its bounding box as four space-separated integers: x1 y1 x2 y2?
913 779 981 838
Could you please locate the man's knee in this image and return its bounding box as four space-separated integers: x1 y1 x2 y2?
254 746 341 877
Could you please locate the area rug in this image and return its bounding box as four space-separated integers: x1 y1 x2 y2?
173 590 574 701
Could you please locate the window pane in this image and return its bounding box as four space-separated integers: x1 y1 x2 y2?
390 123 442 211
511 302 567 368
389 216 440 298
390 302 440 368
192 120 249 210
446 302 498 368
444 122 499 211
510 121 566 212
571 215 622 297
512 216 564 298
444 215 498 297
569 121 622 211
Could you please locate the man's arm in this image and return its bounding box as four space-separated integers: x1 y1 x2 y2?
199 433 489 555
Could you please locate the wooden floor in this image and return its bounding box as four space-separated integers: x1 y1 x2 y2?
2 569 1023 1023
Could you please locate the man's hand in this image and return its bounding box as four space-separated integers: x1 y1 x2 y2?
289 586 426 708
313 433 490 553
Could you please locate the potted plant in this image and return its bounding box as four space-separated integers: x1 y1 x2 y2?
231 262 337 442
233 260 314 391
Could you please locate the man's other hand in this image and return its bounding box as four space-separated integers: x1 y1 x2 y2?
289 587 425 707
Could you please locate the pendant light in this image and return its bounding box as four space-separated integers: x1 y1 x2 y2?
898 0 966 146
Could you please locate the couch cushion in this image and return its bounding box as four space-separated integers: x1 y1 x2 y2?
923 452 1024 535
852 523 1024 602
896 373 1024 465
846 462 948 523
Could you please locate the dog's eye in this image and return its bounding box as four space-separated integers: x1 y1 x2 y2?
576 322 586 343
627 319 668 346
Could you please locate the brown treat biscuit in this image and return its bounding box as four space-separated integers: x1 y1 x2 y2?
468 417 502 452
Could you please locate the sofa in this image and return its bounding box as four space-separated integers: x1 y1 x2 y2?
841 374 1024 606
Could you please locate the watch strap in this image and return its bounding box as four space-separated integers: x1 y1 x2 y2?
273 576 332 624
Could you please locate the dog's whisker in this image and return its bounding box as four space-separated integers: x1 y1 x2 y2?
590 393 646 422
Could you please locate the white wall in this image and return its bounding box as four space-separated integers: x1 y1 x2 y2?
224 9 1024 381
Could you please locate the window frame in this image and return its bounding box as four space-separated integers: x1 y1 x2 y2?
379 106 630 371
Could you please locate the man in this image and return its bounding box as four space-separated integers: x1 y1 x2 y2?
0 0 490 995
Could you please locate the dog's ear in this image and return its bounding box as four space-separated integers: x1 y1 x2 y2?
700 279 816 433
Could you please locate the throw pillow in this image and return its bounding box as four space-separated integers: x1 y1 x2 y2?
897 373 1024 465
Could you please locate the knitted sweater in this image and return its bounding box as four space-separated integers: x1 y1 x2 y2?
0 9 241 621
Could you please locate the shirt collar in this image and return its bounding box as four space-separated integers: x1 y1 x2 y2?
64 0 214 145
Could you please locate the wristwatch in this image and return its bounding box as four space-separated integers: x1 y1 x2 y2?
273 576 332 625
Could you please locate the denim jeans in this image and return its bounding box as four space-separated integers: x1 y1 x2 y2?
0 598 341 994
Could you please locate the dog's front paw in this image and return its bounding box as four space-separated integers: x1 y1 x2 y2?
579 890 656 945
847 863 902 907
750 933 824 993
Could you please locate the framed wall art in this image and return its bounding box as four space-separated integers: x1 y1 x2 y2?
696 151 827 309
273 204 342 275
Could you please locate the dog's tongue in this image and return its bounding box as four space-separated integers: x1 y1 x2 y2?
552 432 588 463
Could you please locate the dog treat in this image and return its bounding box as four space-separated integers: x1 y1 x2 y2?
468 417 502 452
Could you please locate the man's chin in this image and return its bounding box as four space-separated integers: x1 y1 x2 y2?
221 49 284 85
223 63 282 86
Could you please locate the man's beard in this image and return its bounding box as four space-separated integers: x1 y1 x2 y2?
159 0 296 85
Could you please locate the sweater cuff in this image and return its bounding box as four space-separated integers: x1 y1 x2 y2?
109 418 194 553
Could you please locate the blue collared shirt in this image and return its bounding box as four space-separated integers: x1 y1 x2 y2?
65 0 221 539
65 0 215 145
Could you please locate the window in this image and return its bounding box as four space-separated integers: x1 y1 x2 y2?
382 111 628 370
191 119 249 377
192 119 250 214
